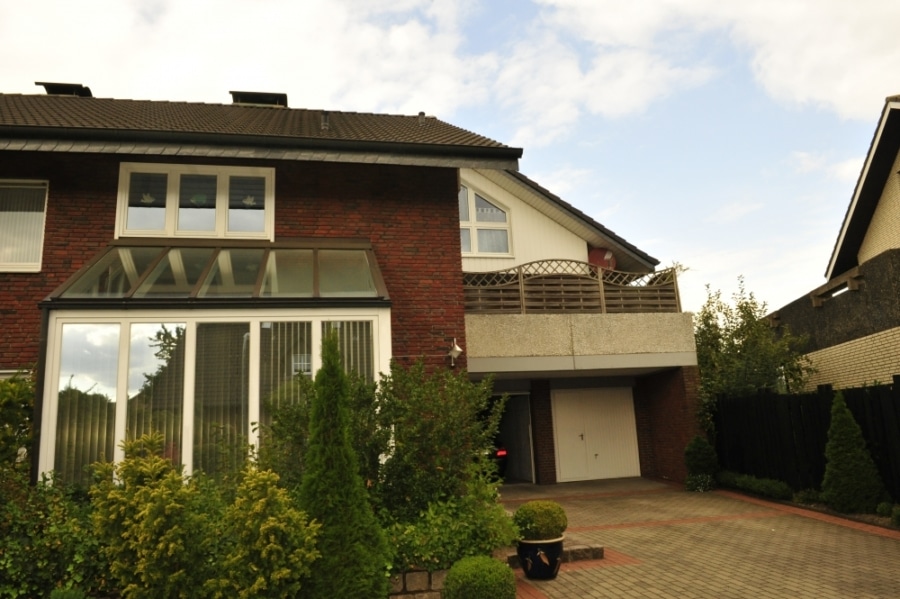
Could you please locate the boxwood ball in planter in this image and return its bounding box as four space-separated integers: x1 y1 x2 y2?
512 500 568 580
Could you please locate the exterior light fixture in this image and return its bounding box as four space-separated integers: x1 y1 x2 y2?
448 338 463 367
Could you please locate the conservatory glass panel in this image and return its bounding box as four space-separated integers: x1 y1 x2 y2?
61 247 162 298
259 249 314 297
319 250 377 297
258 321 313 431
193 322 249 476
55 323 119 486
133 248 214 298
199 248 265 298
126 323 185 465
324 321 374 382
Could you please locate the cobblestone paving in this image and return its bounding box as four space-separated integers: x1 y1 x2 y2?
501 479 900 599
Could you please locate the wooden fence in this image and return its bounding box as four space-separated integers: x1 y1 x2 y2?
714 376 900 500
463 260 680 314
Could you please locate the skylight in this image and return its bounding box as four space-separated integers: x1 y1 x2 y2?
47 240 388 304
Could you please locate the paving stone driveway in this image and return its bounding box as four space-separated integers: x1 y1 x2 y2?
500 478 900 599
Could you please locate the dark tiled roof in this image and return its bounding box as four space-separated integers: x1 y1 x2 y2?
0 93 521 160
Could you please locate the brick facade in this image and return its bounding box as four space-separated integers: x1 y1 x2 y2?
529 379 557 484
528 369 701 485
804 326 900 390
633 366 701 483
0 152 465 371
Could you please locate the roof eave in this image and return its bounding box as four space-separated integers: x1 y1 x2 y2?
498 169 659 270
0 125 523 169
825 98 900 279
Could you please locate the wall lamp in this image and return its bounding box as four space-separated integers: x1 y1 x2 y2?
448 338 463 367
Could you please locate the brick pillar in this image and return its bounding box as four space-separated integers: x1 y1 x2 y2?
633 366 701 483
529 379 557 485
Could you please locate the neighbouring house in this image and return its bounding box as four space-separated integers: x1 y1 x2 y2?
0 83 699 487
771 95 900 391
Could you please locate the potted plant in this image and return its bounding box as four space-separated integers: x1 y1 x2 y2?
512 499 568 580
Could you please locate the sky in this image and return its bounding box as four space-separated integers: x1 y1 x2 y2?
2 0 899 314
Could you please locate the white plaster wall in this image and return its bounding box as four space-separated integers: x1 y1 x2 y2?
459 169 587 272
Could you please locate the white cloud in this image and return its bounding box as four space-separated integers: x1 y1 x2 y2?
829 157 864 184
789 151 865 184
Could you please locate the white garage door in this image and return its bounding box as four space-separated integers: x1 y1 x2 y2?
552 388 640 482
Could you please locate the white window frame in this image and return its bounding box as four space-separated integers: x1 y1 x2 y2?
459 184 512 256
39 307 391 479
115 163 275 240
0 180 49 272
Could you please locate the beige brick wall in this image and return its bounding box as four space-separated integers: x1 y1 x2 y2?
804 325 900 390
859 150 900 263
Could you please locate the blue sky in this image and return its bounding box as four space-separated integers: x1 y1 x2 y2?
2 0 897 313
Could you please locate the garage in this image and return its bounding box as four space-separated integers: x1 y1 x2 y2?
551 387 640 482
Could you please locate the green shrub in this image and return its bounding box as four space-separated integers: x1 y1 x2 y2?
684 435 719 479
91 433 322 599
0 468 107 599
876 501 893 518
376 361 504 523
209 467 320 598
793 488 821 505
0 372 34 469
513 500 567 540
716 470 793 501
299 332 390 599
892 505 900 527
685 473 715 492
90 434 223 599
388 466 518 572
821 392 888 514
443 556 516 599
49 588 86 599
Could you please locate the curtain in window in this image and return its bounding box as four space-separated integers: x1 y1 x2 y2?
55 324 119 486
324 321 374 382
126 323 185 465
193 323 249 476
0 185 46 267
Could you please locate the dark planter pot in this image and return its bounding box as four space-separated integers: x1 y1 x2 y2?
517 536 564 580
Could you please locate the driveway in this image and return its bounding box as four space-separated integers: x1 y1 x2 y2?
500 478 900 599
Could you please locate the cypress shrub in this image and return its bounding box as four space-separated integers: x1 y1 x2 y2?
685 435 719 477
684 435 719 492
820 392 888 514
299 332 390 598
444 556 516 599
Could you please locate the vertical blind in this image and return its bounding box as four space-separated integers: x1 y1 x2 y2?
0 184 47 268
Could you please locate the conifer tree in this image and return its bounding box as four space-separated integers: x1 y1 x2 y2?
821 392 887 514
299 331 390 598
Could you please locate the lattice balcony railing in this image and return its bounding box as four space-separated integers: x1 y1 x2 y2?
463 260 681 314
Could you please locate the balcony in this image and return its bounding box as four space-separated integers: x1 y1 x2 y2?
463 260 681 315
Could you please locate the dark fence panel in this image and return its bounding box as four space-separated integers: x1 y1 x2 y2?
714 376 900 500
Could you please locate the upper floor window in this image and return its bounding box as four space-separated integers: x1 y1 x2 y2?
0 181 48 272
458 185 510 254
117 163 275 240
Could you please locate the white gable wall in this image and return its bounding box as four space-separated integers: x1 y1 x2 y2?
460 169 588 273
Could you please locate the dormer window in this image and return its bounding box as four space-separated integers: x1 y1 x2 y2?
459 185 510 254
116 163 274 240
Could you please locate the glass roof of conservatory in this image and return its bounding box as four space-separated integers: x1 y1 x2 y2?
46 240 389 305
